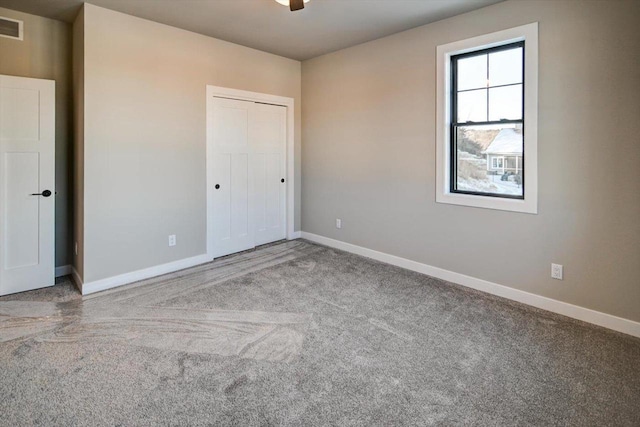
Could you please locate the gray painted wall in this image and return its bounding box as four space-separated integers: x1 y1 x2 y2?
0 7 73 270
302 0 640 322
79 4 302 283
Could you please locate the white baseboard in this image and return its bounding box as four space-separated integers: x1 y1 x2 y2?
55 265 71 277
300 232 640 338
80 254 212 296
288 231 302 240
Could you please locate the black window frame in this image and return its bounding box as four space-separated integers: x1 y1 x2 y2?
450 41 525 200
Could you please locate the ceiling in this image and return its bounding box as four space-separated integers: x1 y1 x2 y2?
0 0 503 60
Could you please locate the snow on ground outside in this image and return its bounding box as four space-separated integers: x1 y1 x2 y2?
457 176 522 196
456 150 522 196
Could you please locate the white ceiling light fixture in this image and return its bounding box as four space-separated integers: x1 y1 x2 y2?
275 0 310 12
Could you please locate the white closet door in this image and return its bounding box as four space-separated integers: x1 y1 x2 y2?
251 103 286 246
210 98 254 258
208 96 287 258
0 75 55 296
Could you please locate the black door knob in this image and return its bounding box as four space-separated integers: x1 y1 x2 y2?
31 190 52 197
281 178 285 183
215 184 220 189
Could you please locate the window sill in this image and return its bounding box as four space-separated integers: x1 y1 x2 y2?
436 191 537 214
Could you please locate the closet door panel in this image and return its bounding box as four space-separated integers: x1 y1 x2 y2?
210 98 254 257
251 103 286 246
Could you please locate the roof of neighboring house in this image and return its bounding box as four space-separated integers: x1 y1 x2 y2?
484 128 523 155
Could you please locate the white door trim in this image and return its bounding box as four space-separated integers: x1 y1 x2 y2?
206 85 295 260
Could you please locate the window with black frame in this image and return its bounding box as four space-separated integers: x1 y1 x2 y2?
451 42 524 199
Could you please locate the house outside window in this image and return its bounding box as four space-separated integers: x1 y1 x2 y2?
436 23 538 214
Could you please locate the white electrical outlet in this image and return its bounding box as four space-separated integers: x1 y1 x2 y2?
336 219 342 229
551 263 563 280
168 235 177 247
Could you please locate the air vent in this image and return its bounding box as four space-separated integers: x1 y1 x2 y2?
0 16 23 41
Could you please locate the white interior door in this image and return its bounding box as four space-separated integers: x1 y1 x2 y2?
210 97 254 258
208 96 287 258
0 75 55 296
252 103 286 246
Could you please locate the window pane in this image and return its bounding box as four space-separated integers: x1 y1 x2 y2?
457 54 487 91
488 85 522 121
457 89 487 122
488 47 523 87
455 123 523 197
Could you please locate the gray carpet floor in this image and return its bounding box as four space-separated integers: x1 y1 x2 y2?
0 240 638 426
